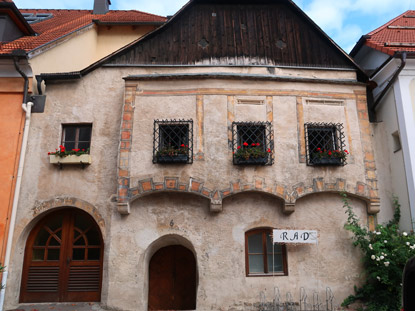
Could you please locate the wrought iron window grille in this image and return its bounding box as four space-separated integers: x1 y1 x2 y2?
304 123 346 166
232 121 274 166
153 119 193 164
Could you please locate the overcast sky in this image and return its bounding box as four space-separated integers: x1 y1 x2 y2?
13 0 415 52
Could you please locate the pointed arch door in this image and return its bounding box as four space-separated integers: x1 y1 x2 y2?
20 208 104 303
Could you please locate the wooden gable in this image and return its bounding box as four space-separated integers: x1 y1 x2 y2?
107 0 355 68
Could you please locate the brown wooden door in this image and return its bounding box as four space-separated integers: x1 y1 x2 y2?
148 245 196 310
20 208 103 303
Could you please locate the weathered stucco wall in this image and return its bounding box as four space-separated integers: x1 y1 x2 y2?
107 192 366 310
4 66 377 310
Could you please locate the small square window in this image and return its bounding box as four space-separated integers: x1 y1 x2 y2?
232 122 274 165
153 119 193 164
62 124 92 153
304 123 346 166
245 228 287 276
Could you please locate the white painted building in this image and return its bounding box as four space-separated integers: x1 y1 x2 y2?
351 11 415 231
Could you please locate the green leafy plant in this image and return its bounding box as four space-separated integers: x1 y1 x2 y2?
341 193 414 311
157 144 188 157
48 145 90 157
234 142 271 160
313 148 349 160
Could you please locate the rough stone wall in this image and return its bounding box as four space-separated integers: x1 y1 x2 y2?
4 66 378 310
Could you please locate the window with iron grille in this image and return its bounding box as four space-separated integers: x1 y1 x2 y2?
153 120 193 164
304 123 347 166
232 122 273 165
62 124 92 153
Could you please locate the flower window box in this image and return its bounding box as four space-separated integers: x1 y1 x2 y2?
232 122 274 166
48 144 91 167
305 123 348 166
49 154 92 165
153 119 193 164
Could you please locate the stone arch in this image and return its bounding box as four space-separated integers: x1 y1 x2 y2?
31 196 105 238
142 234 199 310
290 178 379 214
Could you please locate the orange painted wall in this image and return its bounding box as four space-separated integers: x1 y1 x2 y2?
0 89 25 266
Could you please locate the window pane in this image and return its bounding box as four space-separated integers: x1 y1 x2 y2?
249 254 264 273
267 253 283 273
74 214 91 231
86 227 101 246
248 233 263 253
73 248 85 260
238 125 266 148
87 248 100 261
34 228 49 246
79 126 92 142
32 249 45 261
160 124 189 149
64 142 75 150
74 236 86 246
64 127 76 142
77 142 90 151
47 249 60 261
49 236 60 246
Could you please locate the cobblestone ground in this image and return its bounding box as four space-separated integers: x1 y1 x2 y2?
7 302 110 311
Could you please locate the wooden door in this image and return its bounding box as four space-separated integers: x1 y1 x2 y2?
20 209 103 303
148 245 196 310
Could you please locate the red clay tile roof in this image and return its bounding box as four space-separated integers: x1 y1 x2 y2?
364 10 415 55
0 8 166 54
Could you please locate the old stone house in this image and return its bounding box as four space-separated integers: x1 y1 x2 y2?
4 0 380 310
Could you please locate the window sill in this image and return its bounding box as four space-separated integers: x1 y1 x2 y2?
49 154 92 166
246 272 287 277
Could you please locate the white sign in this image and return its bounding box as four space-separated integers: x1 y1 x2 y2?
273 229 318 244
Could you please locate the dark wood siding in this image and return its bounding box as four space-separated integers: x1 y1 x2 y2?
108 2 353 68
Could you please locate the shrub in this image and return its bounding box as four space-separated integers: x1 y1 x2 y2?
342 193 415 311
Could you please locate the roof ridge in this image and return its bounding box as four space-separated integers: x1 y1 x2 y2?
125 9 166 19
367 10 410 36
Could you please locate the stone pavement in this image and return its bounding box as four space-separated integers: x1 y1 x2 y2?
7 302 110 311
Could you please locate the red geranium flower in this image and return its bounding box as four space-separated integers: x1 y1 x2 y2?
256 143 260 146
267 148 271 153
243 142 248 147
251 143 256 146
328 151 332 155
181 144 185 147
345 149 349 154
237 146 241 149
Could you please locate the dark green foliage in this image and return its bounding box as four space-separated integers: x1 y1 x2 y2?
342 194 412 311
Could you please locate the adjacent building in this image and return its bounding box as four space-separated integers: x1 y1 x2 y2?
351 11 415 231
4 0 381 310
0 0 165 306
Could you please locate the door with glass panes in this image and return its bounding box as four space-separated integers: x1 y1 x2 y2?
20 208 103 302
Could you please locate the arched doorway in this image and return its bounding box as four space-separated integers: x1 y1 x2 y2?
19 208 104 303
148 245 196 310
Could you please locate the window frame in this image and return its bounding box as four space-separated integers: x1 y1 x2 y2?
61 124 92 153
304 122 346 166
245 228 288 277
232 121 274 166
153 119 193 164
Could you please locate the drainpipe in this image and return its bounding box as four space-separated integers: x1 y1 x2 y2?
370 52 407 118
0 58 34 311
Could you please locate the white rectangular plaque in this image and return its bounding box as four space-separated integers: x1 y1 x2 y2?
273 229 318 244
